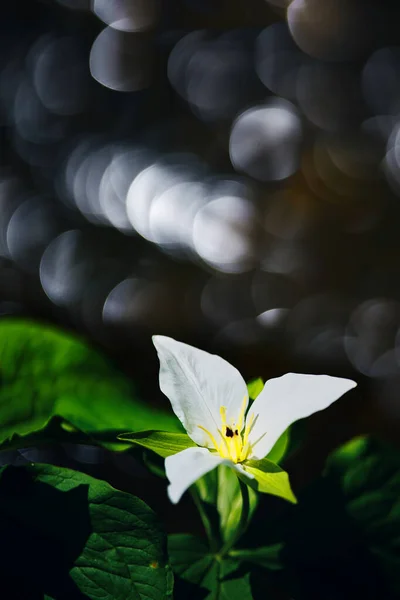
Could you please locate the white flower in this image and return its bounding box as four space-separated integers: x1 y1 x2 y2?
153 335 357 503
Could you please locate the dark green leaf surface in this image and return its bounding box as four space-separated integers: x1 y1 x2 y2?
0 319 181 448
326 436 400 595
265 429 290 465
248 436 398 600
229 544 283 571
118 430 196 457
217 466 258 543
0 463 172 600
168 534 252 600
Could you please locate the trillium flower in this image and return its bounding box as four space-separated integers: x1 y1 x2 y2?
120 335 357 504
149 336 357 504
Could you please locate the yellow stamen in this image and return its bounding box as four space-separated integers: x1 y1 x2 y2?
238 413 255 462
197 425 220 452
218 438 232 459
217 427 231 456
234 433 242 460
198 397 259 464
243 413 255 449
249 431 267 450
236 396 247 432
232 437 239 462
220 406 227 428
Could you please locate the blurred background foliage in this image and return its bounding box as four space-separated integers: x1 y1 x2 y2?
1 0 400 597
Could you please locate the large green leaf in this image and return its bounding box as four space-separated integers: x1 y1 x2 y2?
0 463 172 599
326 436 400 595
243 458 297 504
195 461 292 545
229 544 283 571
248 436 398 600
266 429 290 465
118 430 196 458
168 534 252 600
193 466 258 545
217 466 258 543
0 319 181 447
195 468 219 505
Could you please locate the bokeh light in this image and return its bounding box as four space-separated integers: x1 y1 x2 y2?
92 0 158 33
0 0 400 422
287 0 374 62
229 100 302 181
89 27 153 92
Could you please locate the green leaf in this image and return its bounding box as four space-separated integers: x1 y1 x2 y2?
0 463 172 599
266 428 290 465
118 430 196 458
259 436 399 599
217 466 258 543
327 435 368 468
194 467 258 545
168 534 252 600
325 436 400 595
247 378 264 400
195 468 219 505
0 319 181 449
169 534 213 587
0 416 132 453
243 458 297 504
229 544 284 571
143 450 169 479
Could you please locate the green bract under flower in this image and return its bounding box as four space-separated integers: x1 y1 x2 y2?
125 336 357 504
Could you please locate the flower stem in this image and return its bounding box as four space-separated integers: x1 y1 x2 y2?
219 478 250 557
190 487 218 552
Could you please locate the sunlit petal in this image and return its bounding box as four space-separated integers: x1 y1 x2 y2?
246 373 357 459
165 447 233 503
153 335 248 447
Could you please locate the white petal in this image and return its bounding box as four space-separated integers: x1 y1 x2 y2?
153 336 248 447
246 373 357 460
234 463 255 480
165 447 232 503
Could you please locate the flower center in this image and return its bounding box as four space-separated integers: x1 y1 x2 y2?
198 397 254 463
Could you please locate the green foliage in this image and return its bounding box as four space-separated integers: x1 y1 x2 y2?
194 466 258 546
243 458 297 504
0 463 172 599
246 378 264 400
195 460 293 554
195 468 219 505
0 319 181 449
229 544 283 571
168 534 252 600
246 436 400 599
326 436 400 595
216 466 258 543
5 319 395 598
265 429 290 465
194 455 294 546
118 430 196 457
